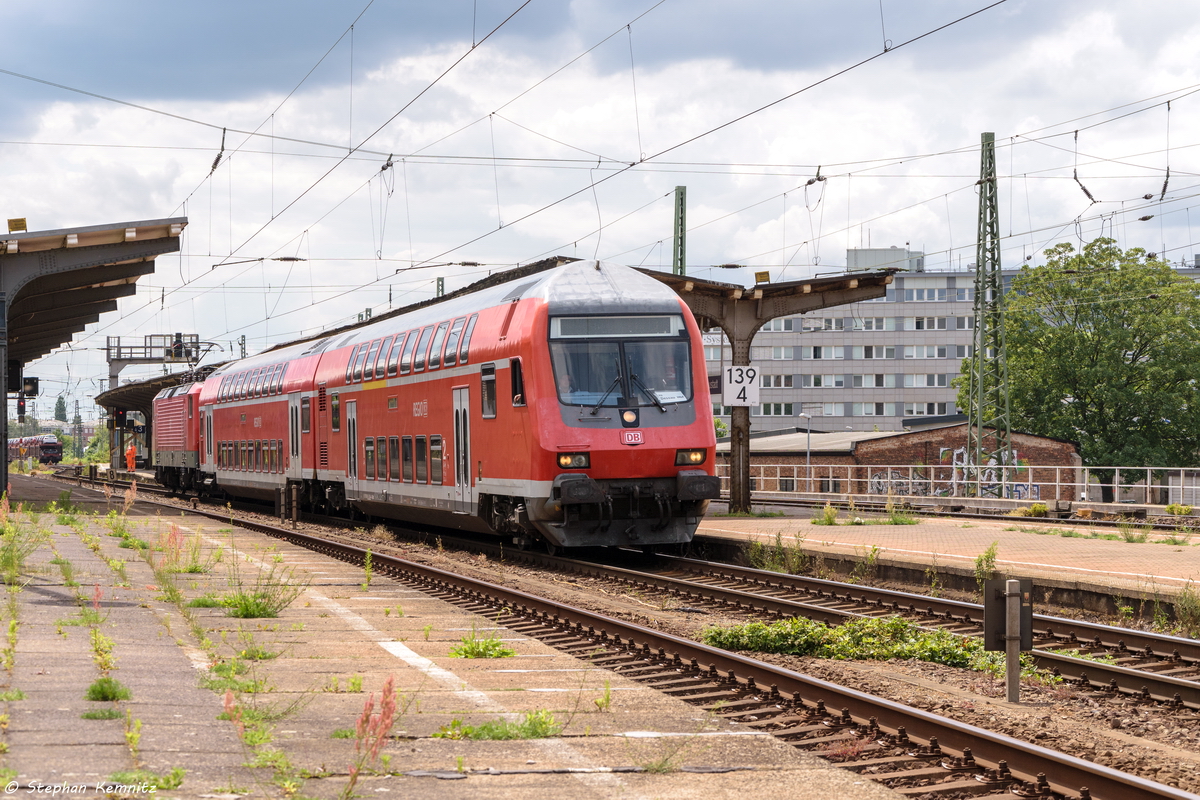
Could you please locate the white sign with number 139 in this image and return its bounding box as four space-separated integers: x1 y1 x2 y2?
722 365 759 407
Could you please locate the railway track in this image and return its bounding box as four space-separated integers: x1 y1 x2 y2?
53 469 1200 709
151 499 1196 799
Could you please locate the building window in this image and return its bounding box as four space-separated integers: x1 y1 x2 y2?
755 403 794 416
712 403 733 416
904 345 949 359
771 347 794 360
704 346 728 361
760 374 793 388
903 374 949 388
904 402 954 416
852 345 895 359
853 374 894 388
852 402 897 416
903 288 947 301
803 374 844 388
904 316 947 331
954 344 974 358
955 316 975 329
803 317 846 331
852 317 895 331
952 288 975 302
821 403 840 416
761 318 794 331
779 478 795 492
819 478 842 492
802 346 843 360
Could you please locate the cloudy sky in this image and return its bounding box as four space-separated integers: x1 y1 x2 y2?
5 0 1199 418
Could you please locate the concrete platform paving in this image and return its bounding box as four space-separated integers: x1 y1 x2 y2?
3 474 900 799
699 509 1200 600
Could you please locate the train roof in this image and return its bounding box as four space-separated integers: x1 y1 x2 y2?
212 260 688 376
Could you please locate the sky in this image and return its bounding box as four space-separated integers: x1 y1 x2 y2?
4 0 1200 420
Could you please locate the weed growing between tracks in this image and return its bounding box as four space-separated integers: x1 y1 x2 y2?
746 533 808 574
433 709 563 741
223 528 309 618
701 615 1049 681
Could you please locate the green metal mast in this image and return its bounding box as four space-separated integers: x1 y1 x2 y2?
966 132 1013 495
672 186 686 275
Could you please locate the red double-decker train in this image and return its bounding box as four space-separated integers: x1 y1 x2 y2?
153 260 718 552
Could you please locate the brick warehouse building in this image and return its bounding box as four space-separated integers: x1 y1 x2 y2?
715 423 1082 502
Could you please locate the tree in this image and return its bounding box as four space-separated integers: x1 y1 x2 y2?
959 238 1200 490
54 396 67 422
84 428 110 464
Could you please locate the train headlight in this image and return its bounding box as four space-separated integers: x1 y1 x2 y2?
620 408 639 427
557 452 590 469
675 449 706 466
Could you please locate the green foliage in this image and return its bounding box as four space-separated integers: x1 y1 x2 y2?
81 708 123 720
85 677 131 702
973 238 1200 473
449 627 517 659
433 710 562 740
331 728 354 739
0 690 24 702
701 616 978 668
1175 581 1200 637
745 533 807 575
223 551 309 619
1166 503 1193 516
84 428 110 464
713 418 728 439
107 769 185 791
974 541 999 593
811 502 839 526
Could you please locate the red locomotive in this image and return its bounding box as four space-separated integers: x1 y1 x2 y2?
153 260 719 551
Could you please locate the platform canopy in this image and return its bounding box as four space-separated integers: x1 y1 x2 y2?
0 217 186 363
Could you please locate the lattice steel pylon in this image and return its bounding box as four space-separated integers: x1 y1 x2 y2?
965 132 1014 495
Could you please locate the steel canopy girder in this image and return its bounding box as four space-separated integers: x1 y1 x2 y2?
642 268 895 513
10 283 134 322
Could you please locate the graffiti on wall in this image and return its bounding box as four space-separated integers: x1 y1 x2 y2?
937 446 1039 499
867 470 931 496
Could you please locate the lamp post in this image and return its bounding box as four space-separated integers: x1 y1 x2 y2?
798 412 811 494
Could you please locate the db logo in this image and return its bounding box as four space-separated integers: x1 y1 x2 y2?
621 430 644 446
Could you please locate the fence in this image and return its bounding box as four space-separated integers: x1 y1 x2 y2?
715 463 1200 505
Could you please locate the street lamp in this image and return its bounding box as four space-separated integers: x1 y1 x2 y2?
798 412 811 494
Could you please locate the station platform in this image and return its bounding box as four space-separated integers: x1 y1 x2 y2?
0 474 899 799
697 508 1200 617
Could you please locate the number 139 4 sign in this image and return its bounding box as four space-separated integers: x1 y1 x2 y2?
721 366 759 407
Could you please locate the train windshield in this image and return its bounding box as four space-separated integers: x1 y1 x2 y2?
549 315 691 407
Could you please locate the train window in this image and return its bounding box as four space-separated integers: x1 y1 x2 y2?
238 371 249 400
400 331 418 374
275 363 287 394
207 414 212 455
443 318 465 367
247 369 260 398
389 436 400 480
402 436 413 482
301 398 311 433
386 333 406 377
364 437 376 480
415 436 427 483
352 345 370 383
430 435 443 483
276 439 283 471
412 326 434 372
459 314 478 364
428 321 450 370
374 336 393 380
345 344 360 383
331 393 340 432
363 339 383 381
256 441 263 472
188 395 194 419
241 441 248 470
481 364 497 419
257 366 270 396
510 358 525 407
230 373 242 401
254 369 267 398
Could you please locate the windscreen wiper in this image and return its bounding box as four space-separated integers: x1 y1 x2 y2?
629 373 667 412
590 373 623 415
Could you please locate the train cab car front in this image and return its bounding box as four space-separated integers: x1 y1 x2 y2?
526 297 719 549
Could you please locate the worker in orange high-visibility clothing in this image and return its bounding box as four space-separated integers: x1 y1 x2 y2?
125 442 137 472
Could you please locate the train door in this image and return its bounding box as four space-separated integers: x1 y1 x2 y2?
286 393 302 480
345 400 359 497
452 387 472 511
200 407 212 471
